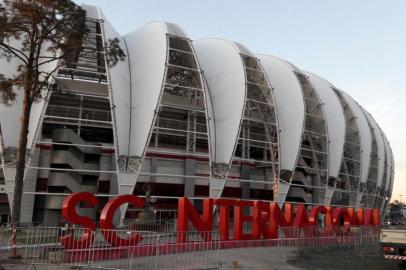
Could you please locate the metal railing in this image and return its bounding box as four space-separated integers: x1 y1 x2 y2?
0 227 221 270
122 218 177 233
0 225 380 270
46 105 112 122
353 226 381 256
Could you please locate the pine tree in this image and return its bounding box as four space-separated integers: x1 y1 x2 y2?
0 0 125 224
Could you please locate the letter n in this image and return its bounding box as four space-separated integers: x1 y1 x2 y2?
177 197 213 243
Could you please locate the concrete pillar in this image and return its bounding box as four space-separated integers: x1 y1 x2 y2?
311 175 321 204
150 157 158 183
20 147 41 223
240 165 251 200
38 140 52 180
99 150 112 183
184 158 197 199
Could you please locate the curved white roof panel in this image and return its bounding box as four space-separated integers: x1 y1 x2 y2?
193 39 246 165
305 72 345 178
341 92 372 185
81 4 100 19
257 54 304 172
0 69 23 149
362 110 385 189
101 11 131 157
0 41 59 153
162 21 188 38
123 22 168 157
233 42 256 57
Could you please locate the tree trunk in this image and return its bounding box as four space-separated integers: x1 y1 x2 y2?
11 82 32 225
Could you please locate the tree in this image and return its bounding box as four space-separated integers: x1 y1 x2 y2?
0 0 125 224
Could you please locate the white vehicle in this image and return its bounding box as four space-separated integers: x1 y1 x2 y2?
381 227 406 265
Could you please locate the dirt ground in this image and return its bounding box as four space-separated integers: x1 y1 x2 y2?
220 245 401 270
1 245 403 270
287 245 401 270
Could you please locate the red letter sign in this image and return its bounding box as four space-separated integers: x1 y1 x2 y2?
100 195 144 246
252 201 271 239
177 197 213 243
270 203 293 238
215 199 236 240
233 200 254 240
60 192 99 249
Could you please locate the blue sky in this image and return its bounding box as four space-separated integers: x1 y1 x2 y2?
75 0 406 202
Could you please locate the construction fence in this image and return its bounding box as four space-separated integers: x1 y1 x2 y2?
0 224 381 270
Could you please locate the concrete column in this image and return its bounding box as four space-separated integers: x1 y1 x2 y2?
109 156 119 196
38 139 52 180
20 147 41 223
240 165 251 200
150 157 158 183
99 152 112 181
184 158 197 199
311 175 321 204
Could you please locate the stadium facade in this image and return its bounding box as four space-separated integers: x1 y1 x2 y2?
0 5 394 225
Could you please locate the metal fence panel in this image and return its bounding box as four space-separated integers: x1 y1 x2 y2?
0 225 381 270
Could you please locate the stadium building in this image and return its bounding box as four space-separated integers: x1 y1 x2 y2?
0 5 395 225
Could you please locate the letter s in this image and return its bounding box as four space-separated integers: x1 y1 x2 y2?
60 192 99 249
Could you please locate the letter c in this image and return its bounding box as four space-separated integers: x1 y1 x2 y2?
100 195 145 246
308 206 331 226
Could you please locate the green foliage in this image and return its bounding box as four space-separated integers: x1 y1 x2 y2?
0 74 17 105
0 0 90 104
106 37 126 68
